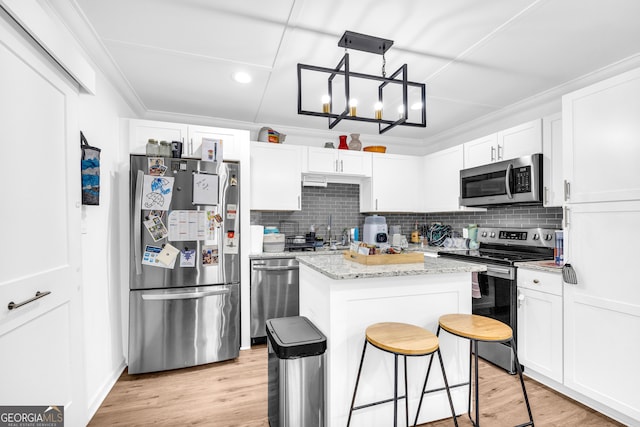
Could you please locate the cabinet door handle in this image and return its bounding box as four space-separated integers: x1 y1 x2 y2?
533 279 540 284
340 160 344 172
298 196 301 209
564 180 571 201
375 199 378 211
517 292 524 308
564 206 570 228
544 186 548 205
497 144 503 160
490 146 496 162
335 160 339 172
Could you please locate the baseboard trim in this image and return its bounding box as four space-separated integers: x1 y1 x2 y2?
85 360 127 423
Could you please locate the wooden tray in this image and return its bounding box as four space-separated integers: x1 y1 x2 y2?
343 250 424 265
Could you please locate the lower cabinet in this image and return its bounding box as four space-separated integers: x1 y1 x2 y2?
516 268 563 383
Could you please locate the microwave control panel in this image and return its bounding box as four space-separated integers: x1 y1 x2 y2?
513 166 531 193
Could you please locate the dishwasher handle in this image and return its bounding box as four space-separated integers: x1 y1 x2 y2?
141 288 230 301
252 265 299 272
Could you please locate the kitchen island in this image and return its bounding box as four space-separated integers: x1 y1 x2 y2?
297 254 486 427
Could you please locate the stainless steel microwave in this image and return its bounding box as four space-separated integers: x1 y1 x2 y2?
459 153 542 207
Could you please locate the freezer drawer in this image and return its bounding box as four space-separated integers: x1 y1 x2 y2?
128 283 239 374
250 258 299 341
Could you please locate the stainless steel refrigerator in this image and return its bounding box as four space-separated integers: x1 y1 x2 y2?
128 154 240 374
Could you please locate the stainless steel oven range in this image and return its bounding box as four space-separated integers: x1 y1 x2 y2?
438 227 556 374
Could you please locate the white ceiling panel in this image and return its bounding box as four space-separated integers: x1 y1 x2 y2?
105 41 271 121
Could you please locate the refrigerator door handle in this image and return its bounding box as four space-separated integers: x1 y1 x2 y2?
134 170 144 275
141 288 231 301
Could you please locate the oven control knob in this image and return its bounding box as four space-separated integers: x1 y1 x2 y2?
490 232 496 238
481 231 487 237
544 234 553 241
532 233 540 240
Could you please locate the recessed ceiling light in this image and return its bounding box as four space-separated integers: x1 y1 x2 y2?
233 72 251 84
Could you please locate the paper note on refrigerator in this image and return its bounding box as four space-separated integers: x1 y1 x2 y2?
192 173 219 205
157 243 180 267
168 210 207 241
142 245 175 269
142 175 174 211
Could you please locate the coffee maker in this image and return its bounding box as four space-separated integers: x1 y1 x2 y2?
363 215 388 246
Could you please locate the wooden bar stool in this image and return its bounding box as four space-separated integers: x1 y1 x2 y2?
347 322 458 427
423 314 534 427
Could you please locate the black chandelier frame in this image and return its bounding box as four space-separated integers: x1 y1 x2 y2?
297 31 426 134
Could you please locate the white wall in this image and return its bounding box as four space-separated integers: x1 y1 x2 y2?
78 70 135 417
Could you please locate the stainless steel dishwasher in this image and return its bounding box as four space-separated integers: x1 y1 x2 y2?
250 258 299 343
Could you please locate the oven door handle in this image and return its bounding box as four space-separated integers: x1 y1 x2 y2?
505 162 513 199
485 265 515 280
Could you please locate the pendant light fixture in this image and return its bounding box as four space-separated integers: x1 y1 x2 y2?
297 31 426 134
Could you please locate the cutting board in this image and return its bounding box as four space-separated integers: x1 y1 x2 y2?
343 250 424 265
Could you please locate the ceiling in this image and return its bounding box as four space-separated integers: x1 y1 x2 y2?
69 0 640 145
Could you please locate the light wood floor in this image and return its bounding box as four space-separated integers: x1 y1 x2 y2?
90 345 624 427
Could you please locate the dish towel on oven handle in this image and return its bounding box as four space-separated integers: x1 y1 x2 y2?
80 131 101 205
471 271 481 298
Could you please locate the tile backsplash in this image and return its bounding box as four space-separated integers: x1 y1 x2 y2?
250 183 563 240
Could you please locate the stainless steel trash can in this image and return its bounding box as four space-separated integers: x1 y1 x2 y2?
267 316 327 427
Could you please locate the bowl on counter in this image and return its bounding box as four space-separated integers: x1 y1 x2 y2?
363 145 387 153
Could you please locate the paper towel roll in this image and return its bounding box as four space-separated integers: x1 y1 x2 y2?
250 225 264 253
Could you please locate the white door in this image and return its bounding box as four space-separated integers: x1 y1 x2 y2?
563 201 640 421
0 16 86 425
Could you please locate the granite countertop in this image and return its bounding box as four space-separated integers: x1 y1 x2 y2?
249 247 347 259
297 253 486 280
250 243 452 260
515 260 563 273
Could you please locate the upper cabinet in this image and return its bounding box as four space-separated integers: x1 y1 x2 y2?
563 67 640 204
360 154 422 213
128 119 187 154
250 142 302 211
423 145 486 213
306 147 372 176
423 146 463 212
464 119 542 168
127 119 240 161
187 125 241 161
542 113 563 207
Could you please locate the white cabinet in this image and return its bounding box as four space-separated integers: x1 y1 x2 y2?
360 154 422 212
423 146 463 212
127 119 241 160
128 119 188 154
562 201 640 422
462 133 498 168
563 67 640 203
306 147 372 176
560 67 640 424
463 119 542 168
516 268 563 383
187 125 241 161
542 113 564 207
250 142 302 210
499 119 542 161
